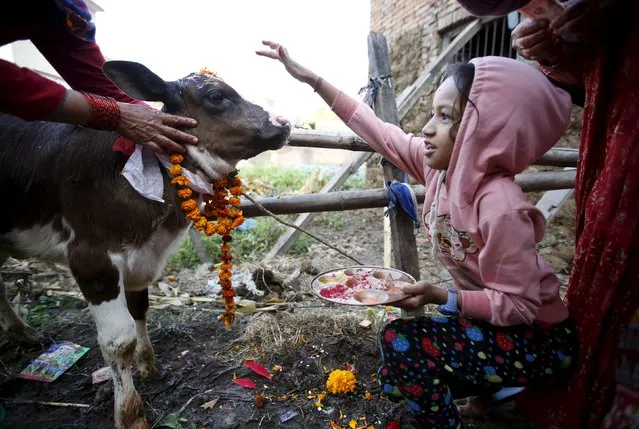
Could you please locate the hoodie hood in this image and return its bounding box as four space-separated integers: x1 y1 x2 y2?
445 56 573 210
456 0 530 16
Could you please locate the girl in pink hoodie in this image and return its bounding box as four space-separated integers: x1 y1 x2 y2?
258 41 579 428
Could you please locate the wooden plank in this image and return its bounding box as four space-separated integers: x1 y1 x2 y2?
286 130 579 167
264 151 372 259
239 170 577 217
396 19 484 120
367 32 422 316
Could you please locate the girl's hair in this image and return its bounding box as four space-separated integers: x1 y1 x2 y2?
441 62 476 141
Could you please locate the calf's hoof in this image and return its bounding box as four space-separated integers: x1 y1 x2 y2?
118 392 150 429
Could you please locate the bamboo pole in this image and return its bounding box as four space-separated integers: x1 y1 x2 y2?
287 130 579 168
239 170 576 217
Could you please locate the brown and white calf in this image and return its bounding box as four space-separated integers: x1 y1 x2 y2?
0 61 289 428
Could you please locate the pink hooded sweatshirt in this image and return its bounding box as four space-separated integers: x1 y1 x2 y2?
331 56 573 326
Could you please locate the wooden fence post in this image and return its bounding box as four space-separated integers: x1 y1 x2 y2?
367 32 424 317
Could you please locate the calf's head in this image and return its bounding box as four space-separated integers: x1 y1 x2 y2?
104 61 290 179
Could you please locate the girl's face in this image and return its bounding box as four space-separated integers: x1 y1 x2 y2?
421 77 463 170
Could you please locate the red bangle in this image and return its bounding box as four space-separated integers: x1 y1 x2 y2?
81 92 120 131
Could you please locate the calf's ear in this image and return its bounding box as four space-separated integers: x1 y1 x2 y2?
103 61 179 105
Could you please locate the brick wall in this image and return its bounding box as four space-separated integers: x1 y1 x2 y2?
371 0 471 71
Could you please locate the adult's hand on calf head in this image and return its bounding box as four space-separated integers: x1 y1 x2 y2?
512 19 562 64
118 103 198 154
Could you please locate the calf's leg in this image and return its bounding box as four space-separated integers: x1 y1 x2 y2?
69 245 149 429
0 257 39 344
125 289 159 379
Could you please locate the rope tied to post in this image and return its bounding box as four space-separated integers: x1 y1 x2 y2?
359 73 421 234
358 74 392 108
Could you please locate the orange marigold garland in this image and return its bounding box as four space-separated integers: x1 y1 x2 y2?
168 153 245 328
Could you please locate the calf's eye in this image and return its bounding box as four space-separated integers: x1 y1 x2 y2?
207 91 225 105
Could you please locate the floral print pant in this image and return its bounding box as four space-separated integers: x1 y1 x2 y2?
377 316 578 428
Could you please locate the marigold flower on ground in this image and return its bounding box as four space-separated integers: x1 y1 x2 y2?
326 369 357 394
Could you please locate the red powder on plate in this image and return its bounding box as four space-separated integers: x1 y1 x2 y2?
319 284 348 299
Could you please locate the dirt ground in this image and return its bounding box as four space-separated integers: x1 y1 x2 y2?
0 195 575 429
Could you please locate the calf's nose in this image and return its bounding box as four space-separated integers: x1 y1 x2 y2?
275 116 290 126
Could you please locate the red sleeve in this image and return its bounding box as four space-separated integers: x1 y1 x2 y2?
31 23 146 106
0 59 67 120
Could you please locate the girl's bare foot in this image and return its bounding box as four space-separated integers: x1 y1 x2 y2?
456 395 493 418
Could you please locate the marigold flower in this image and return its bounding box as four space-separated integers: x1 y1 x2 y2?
220 280 232 288
200 67 221 78
228 196 241 206
229 186 243 196
326 369 357 395
222 288 235 299
220 262 232 271
186 209 201 221
220 312 235 329
181 199 197 212
220 252 232 262
219 218 233 229
177 188 193 199
171 175 190 186
216 225 228 235
194 217 208 231
169 154 184 164
216 190 228 198
232 176 242 186
169 164 183 176
222 235 232 243
205 223 216 236
232 217 245 228
221 244 231 252
219 270 232 281
203 205 216 217
214 180 228 188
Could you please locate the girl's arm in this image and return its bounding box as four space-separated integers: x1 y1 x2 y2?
257 41 428 184
460 208 545 326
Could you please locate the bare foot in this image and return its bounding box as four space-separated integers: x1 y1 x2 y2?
456 395 493 418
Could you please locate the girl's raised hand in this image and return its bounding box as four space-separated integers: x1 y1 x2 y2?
256 40 313 84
